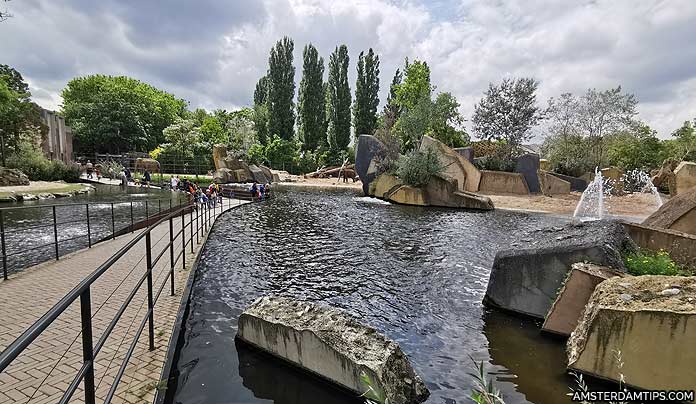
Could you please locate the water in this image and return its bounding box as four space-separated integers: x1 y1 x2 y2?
573 167 606 220
622 169 663 208
167 190 579 404
0 184 185 273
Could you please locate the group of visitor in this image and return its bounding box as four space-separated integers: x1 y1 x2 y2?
249 182 271 201
169 176 223 207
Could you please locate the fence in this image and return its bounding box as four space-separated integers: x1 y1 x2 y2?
0 196 243 403
0 195 188 278
77 154 216 176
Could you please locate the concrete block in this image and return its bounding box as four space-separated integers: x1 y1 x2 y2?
568 276 696 397
237 296 429 404
675 161 696 195
549 172 588 192
213 144 228 170
425 174 494 210
484 221 635 319
539 170 571 195
387 185 427 206
453 147 474 162
478 171 530 195
420 135 481 192
643 186 696 235
248 164 268 184
355 135 388 195
539 159 551 171
542 263 622 336
515 153 541 193
372 173 403 199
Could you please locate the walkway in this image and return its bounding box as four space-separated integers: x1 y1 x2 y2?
0 197 250 403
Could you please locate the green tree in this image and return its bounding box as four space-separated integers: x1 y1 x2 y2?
297 43 326 151
266 37 296 140
227 108 258 158
252 104 269 145
382 68 402 132
473 77 541 156
393 94 432 151
353 48 380 137
326 44 351 154
162 118 200 158
607 122 664 171
0 65 44 157
199 115 227 152
429 92 468 147
62 75 186 153
666 120 696 162
394 59 431 111
253 75 269 106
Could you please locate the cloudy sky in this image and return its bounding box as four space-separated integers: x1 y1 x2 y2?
1 0 695 138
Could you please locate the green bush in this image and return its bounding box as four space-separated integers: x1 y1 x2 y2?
623 249 687 276
6 146 80 182
396 146 444 187
473 155 516 172
99 160 124 179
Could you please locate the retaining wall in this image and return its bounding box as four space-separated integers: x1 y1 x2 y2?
478 171 530 195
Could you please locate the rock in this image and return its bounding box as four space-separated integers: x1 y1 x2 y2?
478 171 530 195
52 192 72 198
18 193 39 201
213 144 228 170
514 153 541 193
0 167 29 186
387 185 427 206
355 135 388 195
549 172 588 192
234 168 253 183
642 186 696 234
425 174 494 210
674 161 696 195
0 194 17 202
651 158 678 194
420 135 481 192
371 174 403 198
567 276 696 395
483 220 636 319
542 263 623 336
248 164 269 184
272 173 280 183
134 158 160 173
213 168 233 183
452 147 474 163
237 296 430 404
38 193 55 199
538 170 571 195
259 165 273 182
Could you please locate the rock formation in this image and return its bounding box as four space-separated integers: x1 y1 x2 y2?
484 220 636 318
420 135 481 193
237 296 430 404
651 158 678 194
0 167 30 186
567 276 696 394
674 161 696 195
514 153 541 193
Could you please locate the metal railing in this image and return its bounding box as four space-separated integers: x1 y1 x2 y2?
0 195 188 279
0 196 246 403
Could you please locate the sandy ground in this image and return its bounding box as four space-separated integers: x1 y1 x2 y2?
0 181 88 197
279 174 663 220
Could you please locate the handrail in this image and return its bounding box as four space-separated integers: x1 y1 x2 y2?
0 195 241 404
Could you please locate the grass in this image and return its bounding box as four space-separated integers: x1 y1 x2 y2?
623 248 692 276
0 183 87 198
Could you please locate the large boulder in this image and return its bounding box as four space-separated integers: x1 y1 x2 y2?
674 161 696 195
248 164 269 183
259 165 273 182
213 144 228 170
134 158 160 173
651 158 678 194
567 276 696 395
237 296 430 404
0 167 29 186
483 220 636 319
355 135 388 195
642 186 696 234
542 263 622 336
212 168 233 183
424 174 494 210
514 153 541 193
420 135 481 192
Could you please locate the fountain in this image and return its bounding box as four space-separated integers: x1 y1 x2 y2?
622 169 663 208
573 167 608 220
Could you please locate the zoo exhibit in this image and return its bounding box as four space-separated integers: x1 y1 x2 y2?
2 3 696 404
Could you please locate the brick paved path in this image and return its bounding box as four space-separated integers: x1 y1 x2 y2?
0 198 249 403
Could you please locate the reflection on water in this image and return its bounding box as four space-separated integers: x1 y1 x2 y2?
0 184 184 273
168 190 575 404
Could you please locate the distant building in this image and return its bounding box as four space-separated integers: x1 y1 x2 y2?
40 109 73 163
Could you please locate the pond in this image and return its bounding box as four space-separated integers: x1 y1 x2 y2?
167 189 578 404
0 184 186 273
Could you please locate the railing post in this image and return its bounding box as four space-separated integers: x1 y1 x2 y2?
80 289 96 404
110 203 115 240
86 204 92 248
169 216 175 296
145 232 155 351
189 208 194 253
130 201 134 232
0 210 6 280
53 206 59 260
158 199 161 214
145 200 149 221
195 204 199 244
181 208 186 269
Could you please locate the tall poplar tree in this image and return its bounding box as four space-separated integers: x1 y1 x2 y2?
253 75 269 105
353 48 380 137
382 68 402 131
326 44 351 153
297 44 326 151
266 37 295 140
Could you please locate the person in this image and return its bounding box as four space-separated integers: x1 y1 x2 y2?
120 169 128 188
170 176 179 190
264 182 271 199
250 182 258 201
124 167 132 182
142 170 151 187
259 183 265 201
85 160 93 179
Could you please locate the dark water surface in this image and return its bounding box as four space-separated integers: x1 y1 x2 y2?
0 184 184 272
169 189 576 404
